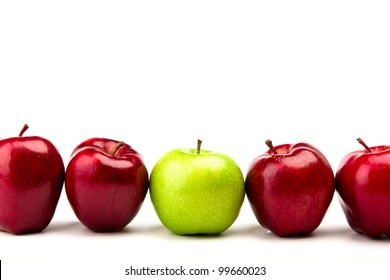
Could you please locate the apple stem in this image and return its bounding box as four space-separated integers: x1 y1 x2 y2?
265 139 278 155
18 124 29 137
357 138 372 153
197 139 202 154
111 141 125 156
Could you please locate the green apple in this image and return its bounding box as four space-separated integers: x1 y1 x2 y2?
150 140 245 235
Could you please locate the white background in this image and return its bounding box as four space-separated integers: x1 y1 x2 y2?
1 0 390 279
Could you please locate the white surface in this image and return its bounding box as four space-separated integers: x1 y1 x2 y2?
1 1 390 279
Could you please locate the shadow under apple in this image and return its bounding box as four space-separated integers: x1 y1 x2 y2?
44 220 149 236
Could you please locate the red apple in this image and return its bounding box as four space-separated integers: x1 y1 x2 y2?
335 138 390 237
245 140 335 237
65 138 149 232
0 124 65 234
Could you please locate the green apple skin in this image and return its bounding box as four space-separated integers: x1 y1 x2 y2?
150 148 245 235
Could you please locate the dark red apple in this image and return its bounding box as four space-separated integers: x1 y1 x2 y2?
335 138 390 237
0 124 65 234
245 140 335 237
65 138 149 232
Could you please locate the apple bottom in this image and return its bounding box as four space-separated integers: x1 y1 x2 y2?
154 194 243 235
338 193 390 238
0 183 62 234
68 184 144 232
250 191 334 237
65 165 148 233
151 171 245 235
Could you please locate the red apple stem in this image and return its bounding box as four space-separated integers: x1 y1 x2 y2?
357 138 372 153
111 141 125 156
197 139 202 154
265 139 278 155
18 124 29 137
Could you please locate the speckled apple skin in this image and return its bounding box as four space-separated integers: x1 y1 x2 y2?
150 148 245 235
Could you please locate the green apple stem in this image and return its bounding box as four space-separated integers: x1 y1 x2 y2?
357 138 372 153
111 141 125 156
197 139 202 154
18 124 29 137
265 139 278 155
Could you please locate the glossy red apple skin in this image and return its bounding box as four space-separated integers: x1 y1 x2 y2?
0 133 65 234
335 145 390 237
65 138 149 232
245 142 335 237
